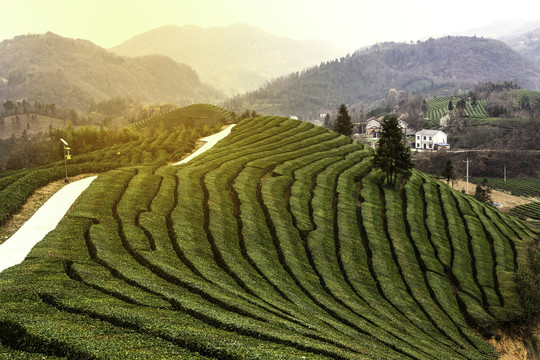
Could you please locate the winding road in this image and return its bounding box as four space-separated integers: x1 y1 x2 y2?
0 124 236 273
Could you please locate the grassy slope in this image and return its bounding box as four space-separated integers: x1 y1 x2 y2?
0 117 537 359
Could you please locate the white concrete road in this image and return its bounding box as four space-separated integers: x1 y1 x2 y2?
0 124 236 273
174 124 235 165
0 176 98 272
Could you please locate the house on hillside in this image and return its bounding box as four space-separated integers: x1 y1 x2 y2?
415 129 449 150
365 117 408 138
365 118 381 137
405 128 416 147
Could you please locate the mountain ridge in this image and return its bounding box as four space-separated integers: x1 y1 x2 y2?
0 32 222 111
231 36 540 118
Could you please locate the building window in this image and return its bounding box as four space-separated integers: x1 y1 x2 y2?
423 136 426 140
429 137 432 141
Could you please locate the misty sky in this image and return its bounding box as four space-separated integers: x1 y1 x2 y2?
2 0 540 52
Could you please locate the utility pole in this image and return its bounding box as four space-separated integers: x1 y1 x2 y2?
60 139 70 183
504 164 507 182
463 157 471 194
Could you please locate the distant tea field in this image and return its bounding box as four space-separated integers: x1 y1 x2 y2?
470 177 540 199
0 116 537 359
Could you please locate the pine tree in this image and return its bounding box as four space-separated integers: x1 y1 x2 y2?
373 114 413 187
323 114 330 128
333 104 353 136
474 178 492 204
456 98 466 116
421 99 428 114
441 158 456 186
448 100 454 111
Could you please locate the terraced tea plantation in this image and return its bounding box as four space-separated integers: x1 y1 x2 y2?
426 90 540 127
512 202 540 220
426 96 488 125
468 177 540 221
129 104 234 131
0 117 537 359
470 177 540 199
0 124 220 226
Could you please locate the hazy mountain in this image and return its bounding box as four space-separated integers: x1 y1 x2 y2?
452 18 540 39
233 36 540 118
0 33 222 111
110 23 345 94
501 27 540 68
451 18 540 68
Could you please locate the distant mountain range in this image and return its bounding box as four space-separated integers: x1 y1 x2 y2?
232 36 540 118
110 23 345 94
2 25 540 119
0 33 222 111
453 18 540 39
451 18 540 69
501 27 540 68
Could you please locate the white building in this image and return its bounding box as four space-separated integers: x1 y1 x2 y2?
415 129 448 150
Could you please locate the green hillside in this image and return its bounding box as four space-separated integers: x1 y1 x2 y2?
0 33 223 111
426 96 488 125
469 177 540 198
0 117 537 359
425 89 540 127
0 123 221 226
230 36 540 118
512 202 540 221
128 104 234 131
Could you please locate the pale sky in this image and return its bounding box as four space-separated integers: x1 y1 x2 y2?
2 0 540 52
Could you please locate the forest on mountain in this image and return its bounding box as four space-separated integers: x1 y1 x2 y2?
0 33 223 111
229 36 540 119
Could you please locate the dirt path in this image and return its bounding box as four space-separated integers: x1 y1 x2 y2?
486 318 540 360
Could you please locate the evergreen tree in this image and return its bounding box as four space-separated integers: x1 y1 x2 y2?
456 98 466 115
421 99 428 114
471 95 478 108
474 178 492 204
448 100 454 111
323 114 330 128
373 113 413 187
441 158 456 186
333 104 353 136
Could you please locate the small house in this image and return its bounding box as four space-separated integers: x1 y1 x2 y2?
365 118 381 137
415 129 448 150
398 119 408 131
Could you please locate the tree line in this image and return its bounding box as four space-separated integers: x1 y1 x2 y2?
1 124 143 170
2 99 77 121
